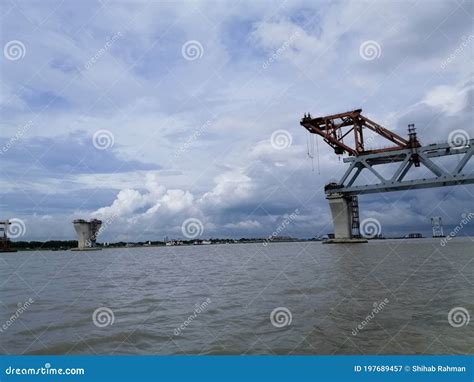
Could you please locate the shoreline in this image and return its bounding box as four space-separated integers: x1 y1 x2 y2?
4 236 472 252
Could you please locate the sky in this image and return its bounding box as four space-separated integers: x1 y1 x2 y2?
0 0 473 242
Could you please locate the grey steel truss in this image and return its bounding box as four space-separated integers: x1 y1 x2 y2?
326 140 474 195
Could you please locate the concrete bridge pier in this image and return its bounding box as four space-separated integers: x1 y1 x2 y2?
72 219 103 251
325 193 367 244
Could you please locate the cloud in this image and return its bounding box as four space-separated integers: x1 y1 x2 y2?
224 220 262 230
421 83 472 116
0 131 159 178
200 170 255 210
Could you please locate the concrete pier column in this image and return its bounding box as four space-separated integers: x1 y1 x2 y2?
73 221 90 249
326 193 352 239
325 193 367 243
72 219 102 251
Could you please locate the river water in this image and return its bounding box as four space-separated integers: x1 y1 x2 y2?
1 239 472 355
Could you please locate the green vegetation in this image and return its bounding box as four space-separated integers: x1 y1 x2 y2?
9 237 316 251
11 240 78 250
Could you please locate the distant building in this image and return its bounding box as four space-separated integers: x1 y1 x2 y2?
406 233 423 239
165 240 183 246
431 216 445 238
193 240 212 245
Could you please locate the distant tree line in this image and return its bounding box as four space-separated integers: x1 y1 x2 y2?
11 240 78 250
9 237 311 251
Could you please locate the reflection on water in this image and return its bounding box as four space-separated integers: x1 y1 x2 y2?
0 239 472 354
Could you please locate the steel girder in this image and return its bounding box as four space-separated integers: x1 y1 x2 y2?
326 140 474 195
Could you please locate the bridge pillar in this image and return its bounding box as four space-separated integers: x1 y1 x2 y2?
325 193 367 243
327 193 352 239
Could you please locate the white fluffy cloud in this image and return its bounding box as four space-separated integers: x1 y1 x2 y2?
421 83 472 115
200 170 255 209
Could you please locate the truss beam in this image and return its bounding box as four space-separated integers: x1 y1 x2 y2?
300 109 415 156
326 140 474 195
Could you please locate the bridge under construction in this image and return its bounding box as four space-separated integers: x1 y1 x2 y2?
300 109 474 243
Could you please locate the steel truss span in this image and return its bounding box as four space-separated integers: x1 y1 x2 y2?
330 140 474 195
